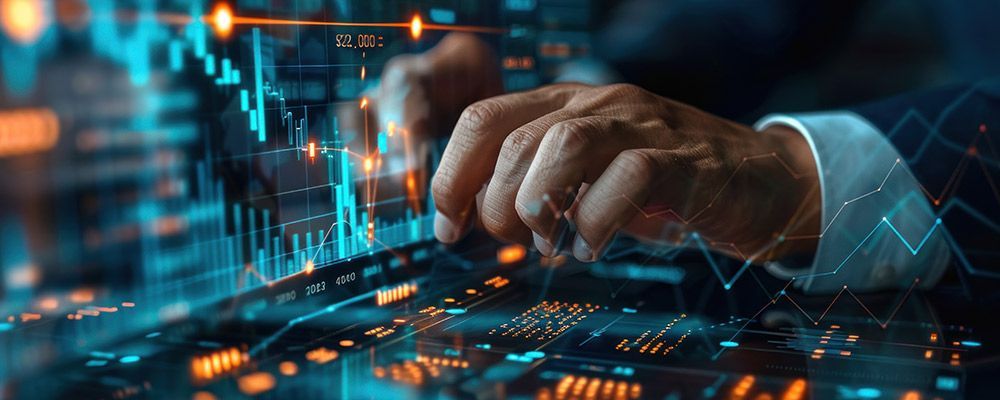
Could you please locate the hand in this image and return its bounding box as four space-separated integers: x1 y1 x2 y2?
374 33 504 138
431 83 821 263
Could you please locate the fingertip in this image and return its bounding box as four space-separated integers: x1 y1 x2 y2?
572 234 595 262
434 212 462 244
533 232 554 257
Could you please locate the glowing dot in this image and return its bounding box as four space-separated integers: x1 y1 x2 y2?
359 97 368 109
278 361 298 376
410 14 423 39
304 260 314 274
856 388 881 398
387 121 396 136
210 2 233 39
360 65 366 80
719 341 739 348
1 0 48 45
119 355 141 364
339 339 355 347
445 308 466 315
364 157 374 172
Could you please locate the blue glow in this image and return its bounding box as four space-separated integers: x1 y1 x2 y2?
524 351 545 359
720 341 739 348
856 388 881 398
445 308 466 315
0 323 12 332
960 340 981 347
936 376 960 391
119 355 141 364
85 360 108 367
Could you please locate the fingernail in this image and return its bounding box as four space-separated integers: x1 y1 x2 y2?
434 213 460 243
533 232 554 257
573 234 594 262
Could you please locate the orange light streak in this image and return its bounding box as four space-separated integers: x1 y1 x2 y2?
209 2 233 38
409 14 422 39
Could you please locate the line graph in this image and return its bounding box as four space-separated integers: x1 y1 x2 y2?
621 111 998 290
713 278 922 359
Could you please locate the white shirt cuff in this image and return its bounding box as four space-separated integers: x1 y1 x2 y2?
754 111 950 293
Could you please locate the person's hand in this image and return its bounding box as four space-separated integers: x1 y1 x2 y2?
374 32 504 138
431 83 822 262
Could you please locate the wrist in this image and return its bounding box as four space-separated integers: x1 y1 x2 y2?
757 125 821 260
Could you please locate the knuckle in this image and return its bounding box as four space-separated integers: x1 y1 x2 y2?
546 119 594 156
500 128 539 163
605 83 646 97
613 150 658 180
458 99 503 131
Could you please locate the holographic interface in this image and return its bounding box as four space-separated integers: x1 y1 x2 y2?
1 0 999 399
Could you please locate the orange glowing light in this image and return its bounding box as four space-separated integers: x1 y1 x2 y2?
902 390 921 400
387 121 396 137
69 288 94 303
192 391 218 400
0 107 60 157
237 372 275 396
304 260 314 274
359 97 368 109
210 2 233 39
1 0 48 44
497 244 527 264
360 65 366 80
781 379 806 400
37 297 59 310
278 361 298 376
732 375 756 398
308 142 316 158
364 157 374 173
406 174 416 190
409 14 423 39
339 339 355 347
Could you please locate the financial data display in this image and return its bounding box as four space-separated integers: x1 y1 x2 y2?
0 0 591 375
1 1 998 399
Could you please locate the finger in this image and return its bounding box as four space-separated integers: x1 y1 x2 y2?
480 109 580 246
377 54 431 137
572 149 680 262
515 117 648 250
432 84 586 243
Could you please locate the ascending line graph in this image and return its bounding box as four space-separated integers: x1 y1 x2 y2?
622 111 998 290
